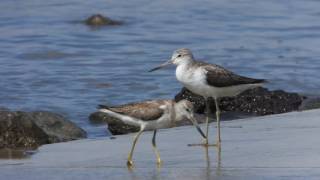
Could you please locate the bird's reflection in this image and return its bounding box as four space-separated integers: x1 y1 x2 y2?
203 146 222 178
126 143 222 180
127 161 162 180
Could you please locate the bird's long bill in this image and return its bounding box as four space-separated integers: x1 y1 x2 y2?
148 60 172 72
189 116 206 139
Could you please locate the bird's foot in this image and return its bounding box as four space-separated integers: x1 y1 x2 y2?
188 139 220 147
187 143 218 147
156 159 162 168
127 160 134 168
156 158 162 165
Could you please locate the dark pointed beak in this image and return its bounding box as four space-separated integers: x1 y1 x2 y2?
148 60 172 72
189 116 206 139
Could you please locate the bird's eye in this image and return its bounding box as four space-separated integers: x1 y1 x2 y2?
186 108 190 112
177 54 182 58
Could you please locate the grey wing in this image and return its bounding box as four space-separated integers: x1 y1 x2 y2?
203 64 266 87
109 100 170 121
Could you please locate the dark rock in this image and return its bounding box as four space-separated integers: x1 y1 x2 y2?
299 96 320 110
0 110 86 149
84 14 122 26
107 122 140 135
89 111 110 124
0 111 49 149
174 88 206 113
175 87 305 115
30 111 87 143
89 112 139 135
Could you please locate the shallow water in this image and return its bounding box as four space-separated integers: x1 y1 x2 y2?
0 148 36 159
1 0 320 137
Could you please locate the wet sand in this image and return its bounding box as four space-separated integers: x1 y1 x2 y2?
1 109 320 179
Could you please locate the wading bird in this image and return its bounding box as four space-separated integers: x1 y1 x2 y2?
149 48 266 147
98 99 206 167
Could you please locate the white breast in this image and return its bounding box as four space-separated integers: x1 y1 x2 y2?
176 64 262 99
176 65 211 97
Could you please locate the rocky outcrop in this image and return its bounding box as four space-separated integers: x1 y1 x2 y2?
0 110 86 149
30 111 87 143
175 87 305 115
0 111 49 149
84 14 122 26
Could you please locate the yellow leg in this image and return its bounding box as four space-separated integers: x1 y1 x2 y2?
205 98 210 145
127 130 143 167
188 98 217 147
214 98 221 146
152 130 162 165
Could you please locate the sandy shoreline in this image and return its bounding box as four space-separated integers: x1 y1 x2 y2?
1 109 320 179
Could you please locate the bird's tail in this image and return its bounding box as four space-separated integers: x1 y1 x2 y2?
98 105 142 127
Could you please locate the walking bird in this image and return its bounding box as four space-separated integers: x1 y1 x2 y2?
98 99 206 167
149 48 266 147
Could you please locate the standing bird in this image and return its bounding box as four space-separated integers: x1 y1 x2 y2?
149 48 266 147
98 99 206 167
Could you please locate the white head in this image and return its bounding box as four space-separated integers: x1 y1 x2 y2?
170 48 194 65
174 99 206 139
149 48 195 72
174 99 195 122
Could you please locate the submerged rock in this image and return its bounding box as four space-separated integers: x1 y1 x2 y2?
175 87 305 115
0 110 86 149
84 14 122 26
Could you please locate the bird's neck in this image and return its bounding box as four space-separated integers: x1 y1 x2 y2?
180 58 195 67
176 59 196 81
173 104 184 122
176 59 195 73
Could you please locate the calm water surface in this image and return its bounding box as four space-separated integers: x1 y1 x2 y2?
1 0 320 137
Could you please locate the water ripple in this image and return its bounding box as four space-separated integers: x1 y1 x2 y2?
0 0 320 137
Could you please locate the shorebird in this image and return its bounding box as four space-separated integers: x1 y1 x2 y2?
98 99 206 167
149 48 266 147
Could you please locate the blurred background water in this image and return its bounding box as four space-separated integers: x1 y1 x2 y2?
1 0 320 137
